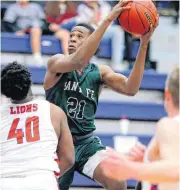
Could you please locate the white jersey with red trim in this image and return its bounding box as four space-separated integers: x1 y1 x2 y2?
0 99 60 178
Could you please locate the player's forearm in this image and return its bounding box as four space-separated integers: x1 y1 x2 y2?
59 158 75 176
70 18 112 67
131 161 179 183
125 43 148 96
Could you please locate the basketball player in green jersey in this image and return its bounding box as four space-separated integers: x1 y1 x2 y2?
44 1 159 189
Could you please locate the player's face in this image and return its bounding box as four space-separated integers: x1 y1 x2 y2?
68 26 91 54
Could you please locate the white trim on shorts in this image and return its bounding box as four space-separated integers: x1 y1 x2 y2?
82 149 107 179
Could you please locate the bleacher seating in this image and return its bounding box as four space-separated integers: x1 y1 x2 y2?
97 101 166 121
28 67 166 90
1 33 63 55
1 32 141 60
1 65 166 91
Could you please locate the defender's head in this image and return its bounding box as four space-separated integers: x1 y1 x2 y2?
1 61 32 101
68 23 96 55
164 66 179 116
17 0 29 6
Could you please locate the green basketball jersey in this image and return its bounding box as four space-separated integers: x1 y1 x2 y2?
46 63 102 141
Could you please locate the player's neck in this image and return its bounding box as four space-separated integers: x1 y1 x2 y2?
11 96 34 104
168 108 180 118
11 89 34 104
76 63 89 75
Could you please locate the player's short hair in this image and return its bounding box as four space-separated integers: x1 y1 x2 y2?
73 23 100 55
75 23 95 34
1 61 31 101
166 66 179 108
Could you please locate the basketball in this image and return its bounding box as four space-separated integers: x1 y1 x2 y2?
118 0 158 35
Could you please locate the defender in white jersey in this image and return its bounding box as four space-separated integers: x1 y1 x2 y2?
0 62 75 190
99 66 180 188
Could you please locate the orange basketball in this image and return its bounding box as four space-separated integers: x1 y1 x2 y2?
118 0 158 35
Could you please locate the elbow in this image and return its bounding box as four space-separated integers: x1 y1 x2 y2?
121 84 139 96
125 91 137 96
67 156 75 169
70 54 88 70
70 157 75 167
68 58 83 70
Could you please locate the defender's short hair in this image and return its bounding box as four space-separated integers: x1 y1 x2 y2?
1 61 31 101
166 66 179 108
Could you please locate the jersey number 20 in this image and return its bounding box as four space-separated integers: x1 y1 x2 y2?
7 116 40 144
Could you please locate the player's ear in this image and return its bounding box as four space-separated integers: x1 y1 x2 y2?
164 88 171 102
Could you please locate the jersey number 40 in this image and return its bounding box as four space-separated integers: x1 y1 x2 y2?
7 116 40 144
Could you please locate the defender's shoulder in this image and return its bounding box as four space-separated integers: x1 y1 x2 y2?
156 117 179 133
158 117 177 126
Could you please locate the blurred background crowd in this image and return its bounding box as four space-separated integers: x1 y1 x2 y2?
1 0 179 71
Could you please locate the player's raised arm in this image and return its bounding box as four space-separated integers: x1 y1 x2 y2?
47 1 131 73
99 16 159 96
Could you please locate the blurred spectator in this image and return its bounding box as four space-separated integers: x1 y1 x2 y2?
3 0 45 66
43 1 74 55
45 0 77 24
171 1 179 24
3 0 70 66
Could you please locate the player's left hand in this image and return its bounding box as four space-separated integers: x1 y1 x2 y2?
140 14 159 45
127 141 146 162
101 153 132 180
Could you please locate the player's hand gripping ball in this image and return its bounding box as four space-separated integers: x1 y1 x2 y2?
118 0 158 35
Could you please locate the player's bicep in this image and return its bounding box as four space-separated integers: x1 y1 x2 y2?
47 54 77 73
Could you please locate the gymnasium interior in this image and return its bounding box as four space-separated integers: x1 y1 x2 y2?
1 1 179 189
